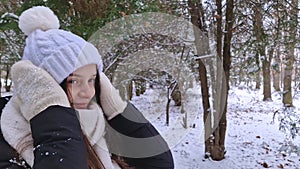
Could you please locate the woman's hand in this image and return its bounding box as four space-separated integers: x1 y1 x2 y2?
99 72 127 120
11 60 70 120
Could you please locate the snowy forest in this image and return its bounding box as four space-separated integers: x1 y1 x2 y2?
1 0 300 168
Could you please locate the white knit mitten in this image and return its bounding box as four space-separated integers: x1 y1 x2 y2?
11 60 70 121
99 72 127 120
1 96 34 167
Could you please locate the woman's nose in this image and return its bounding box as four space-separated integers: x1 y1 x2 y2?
78 83 91 97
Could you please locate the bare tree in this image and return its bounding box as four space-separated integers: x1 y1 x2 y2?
272 0 282 92
216 0 233 161
188 0 212 158
282 0 299 106
191 0 233 161
253 1 272 100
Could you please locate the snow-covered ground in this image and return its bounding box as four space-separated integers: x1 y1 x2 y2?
2 83 300 169
131 86 300 169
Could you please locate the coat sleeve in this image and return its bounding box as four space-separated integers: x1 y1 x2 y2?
106 103 174 169
0 96 31 169
29 105 89 169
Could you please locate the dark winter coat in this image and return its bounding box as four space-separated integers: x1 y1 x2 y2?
107 103 174 169
0 96 174 169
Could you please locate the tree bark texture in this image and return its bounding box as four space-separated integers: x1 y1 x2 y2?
283 0 298 106
253 3 272 101
188 0 212 156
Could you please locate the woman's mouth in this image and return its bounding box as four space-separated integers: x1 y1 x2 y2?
73 103 88 109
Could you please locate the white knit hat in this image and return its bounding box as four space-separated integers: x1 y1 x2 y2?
18 6 103 83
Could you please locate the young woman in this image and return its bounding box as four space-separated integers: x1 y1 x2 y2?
0 6 174 169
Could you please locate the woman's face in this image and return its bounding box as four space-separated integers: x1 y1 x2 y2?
66 64 97 109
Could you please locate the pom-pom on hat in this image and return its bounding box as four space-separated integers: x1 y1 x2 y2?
18 6 103 83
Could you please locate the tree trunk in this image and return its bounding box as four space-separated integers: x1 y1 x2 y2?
283 50 294 107
272 3 281 92
166 92 171 126
198 60 212 155
196 0 231 161
211 0 233 161
263 50 272 101
272 49 281 91
127 80 133 100
282 0 298 107
188 0 212 156
253 3 271 101
4 64 11 92
255 53 261 90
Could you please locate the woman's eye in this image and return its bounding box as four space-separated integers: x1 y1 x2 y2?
68 79 78 85
88 78 96 83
